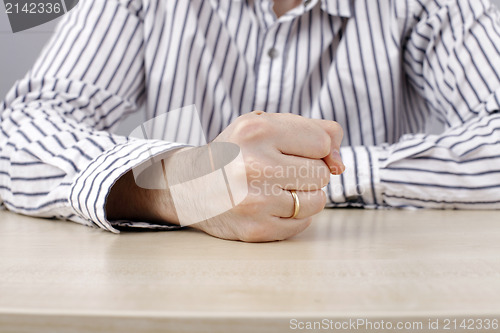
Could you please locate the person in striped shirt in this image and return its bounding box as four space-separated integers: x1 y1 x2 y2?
2 0 500 242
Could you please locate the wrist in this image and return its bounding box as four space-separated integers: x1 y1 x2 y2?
105 169 179 225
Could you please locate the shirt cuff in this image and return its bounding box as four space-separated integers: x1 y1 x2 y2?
69 139 186 233
326 146 384 208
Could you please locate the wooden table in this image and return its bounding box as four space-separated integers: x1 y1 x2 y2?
1 209 500 332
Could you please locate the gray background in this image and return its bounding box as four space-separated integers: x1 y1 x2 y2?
2 0 500 135
0 2 143 135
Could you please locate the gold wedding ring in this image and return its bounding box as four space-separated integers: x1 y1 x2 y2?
289 190 300 219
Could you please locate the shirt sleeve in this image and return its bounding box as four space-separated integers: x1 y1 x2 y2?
0 0 183 232
326 0 500 209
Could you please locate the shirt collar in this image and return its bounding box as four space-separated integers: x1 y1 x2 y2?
231 0 354 18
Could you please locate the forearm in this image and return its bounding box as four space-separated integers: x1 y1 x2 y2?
326 113 500 209
0 0 155 229
105 168 180 225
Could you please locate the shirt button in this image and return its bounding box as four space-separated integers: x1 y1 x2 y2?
267 48 279 59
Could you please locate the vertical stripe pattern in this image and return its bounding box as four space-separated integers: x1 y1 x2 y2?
2 0 500 232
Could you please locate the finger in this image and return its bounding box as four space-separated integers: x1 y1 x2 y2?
258 155 331 190
312 119 345 175
262 113 333 159
267 216 313 241
312 119 344 149
192 191 314 242
240 216 313 242
271 188 326 220
198 213 313 242
324 149 345 175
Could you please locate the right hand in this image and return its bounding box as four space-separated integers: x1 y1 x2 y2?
189 111 345 242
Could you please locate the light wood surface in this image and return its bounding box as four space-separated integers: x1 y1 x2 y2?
1 209 500 332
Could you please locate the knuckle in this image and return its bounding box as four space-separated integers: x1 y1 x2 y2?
243 153 265 179
251 110 266 116
232 116 270 143
320 120 343 147
331 121 344 140
317 132 331 157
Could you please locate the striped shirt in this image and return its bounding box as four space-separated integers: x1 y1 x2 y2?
2 0 500 232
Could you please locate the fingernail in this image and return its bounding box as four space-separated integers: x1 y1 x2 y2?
330 149 345 174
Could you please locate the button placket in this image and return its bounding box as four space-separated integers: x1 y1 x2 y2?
254 22 289 111
267 47 279 59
